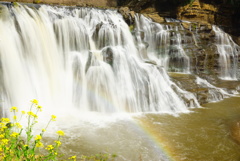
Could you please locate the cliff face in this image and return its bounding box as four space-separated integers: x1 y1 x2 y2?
177 0 240 41
119 0 240 43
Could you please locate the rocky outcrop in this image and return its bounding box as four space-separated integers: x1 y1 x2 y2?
118 7 135 24
117 0 156 13
118 0 240 44
142 13 165 23
177 0 217 24
177 0 240 40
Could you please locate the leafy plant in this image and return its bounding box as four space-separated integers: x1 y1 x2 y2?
0 100 117 161
0 99 73 160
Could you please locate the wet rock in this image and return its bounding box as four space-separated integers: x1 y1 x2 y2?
85 52 93 73
181 22 191 30
144 60 157 65
200 33 211 40
143 13 165 23
102 47 114 66
118 7 135 24
92 22 103 42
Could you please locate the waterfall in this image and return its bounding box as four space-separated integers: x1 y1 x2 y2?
195 77 233 102
0 4 200 114
212 25 240 80
134 15 190 73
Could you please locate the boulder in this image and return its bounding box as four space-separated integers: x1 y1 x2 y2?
143 13 165 23
118 7 135 24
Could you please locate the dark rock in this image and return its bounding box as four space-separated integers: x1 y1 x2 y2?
102 47 114 66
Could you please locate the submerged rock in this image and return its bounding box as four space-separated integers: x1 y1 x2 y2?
230 121 240 144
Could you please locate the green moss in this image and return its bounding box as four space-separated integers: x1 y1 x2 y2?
33 0 42 4
129 25 134 32
12 2 19 7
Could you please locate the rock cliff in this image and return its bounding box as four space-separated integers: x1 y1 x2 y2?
118 0 240 44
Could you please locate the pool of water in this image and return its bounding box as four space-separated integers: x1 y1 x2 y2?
44 96 240 160
136 96 240 161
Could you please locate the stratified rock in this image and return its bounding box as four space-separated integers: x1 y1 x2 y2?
177 0 217 24
143 13 165 23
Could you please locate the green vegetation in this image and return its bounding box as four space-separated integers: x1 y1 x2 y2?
0 100 117 161
0 99 68 160
12 2 19 7
33 0 42 4
129 25 134 32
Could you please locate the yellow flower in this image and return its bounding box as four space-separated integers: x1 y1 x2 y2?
51 115 56 121
36 141 43 148
13 115 17 120
56 130 64 136
31 99 38 105
45 145 54 151
2 125 7 129
1 139 9 145
10 132 19 138
54 140 61 146
0 134 4 138
35 135 42 140
10 106 18 112
42 129 46 132
15 123 22 128
27 111 34 116
1 118 10 123
69 155 77 160
37 105 42 111
33 114 38 118
21 111 26 114
27 111 38 118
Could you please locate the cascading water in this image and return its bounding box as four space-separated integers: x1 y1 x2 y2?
195 77 233 102
134 15 190 73
1 3 240 161
212 25 240 80
0 4 199 115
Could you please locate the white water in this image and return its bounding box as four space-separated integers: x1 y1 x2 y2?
195 77 233 102
212 25 240 80
0 4 199 114
134 15 190 73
